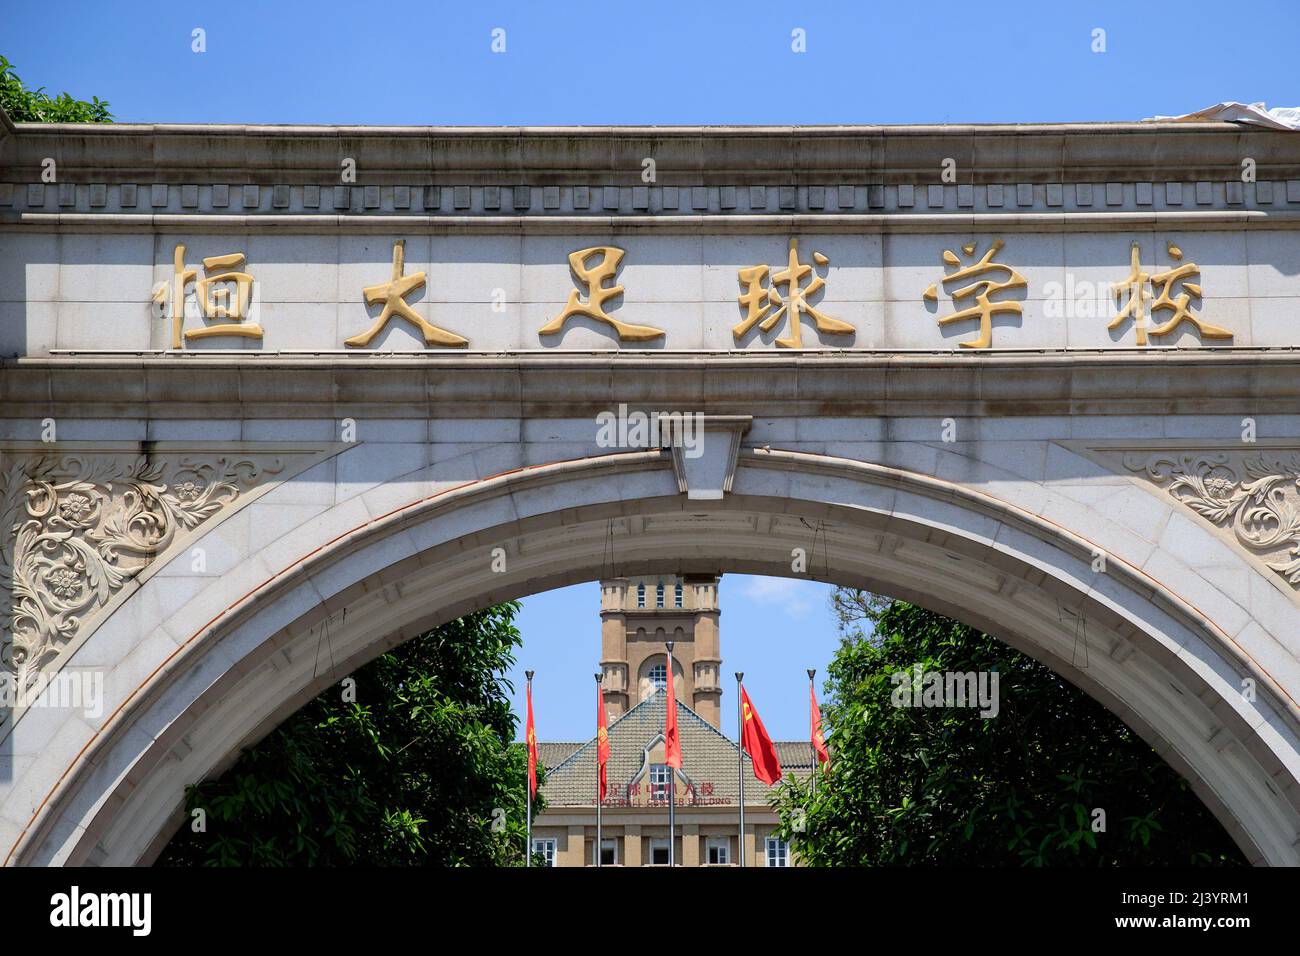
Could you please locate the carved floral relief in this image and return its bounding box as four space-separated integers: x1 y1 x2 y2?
1123 452 1300 587
1 453 282 689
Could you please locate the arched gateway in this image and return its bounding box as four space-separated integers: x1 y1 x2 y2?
2 117 1300 866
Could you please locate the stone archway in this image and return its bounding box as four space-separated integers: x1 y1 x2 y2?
3 444 1297 867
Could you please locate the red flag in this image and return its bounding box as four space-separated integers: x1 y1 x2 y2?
596 681 610 801
526 682 538 797
663 654 681 769
740 685 782 785
810 683 830 770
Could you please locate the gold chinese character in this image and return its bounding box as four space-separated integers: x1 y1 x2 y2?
1110 241 1231 345
345 239 468 348
1149 242 1231 342
538 245 664 342
151 243 262 349
733 237 853 348
922 238 1026 349
1110 241 1152 344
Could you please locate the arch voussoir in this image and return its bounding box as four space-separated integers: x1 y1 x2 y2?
3 446 1299 867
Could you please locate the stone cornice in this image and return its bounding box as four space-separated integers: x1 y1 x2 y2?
2 121 1299 184
4 351 1297 419
6 208 1299 234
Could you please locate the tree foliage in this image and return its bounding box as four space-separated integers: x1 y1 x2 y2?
0 57 112 123
774 592 1243 866
158 602 545 866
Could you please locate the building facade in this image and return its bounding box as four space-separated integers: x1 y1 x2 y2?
534 575 810 866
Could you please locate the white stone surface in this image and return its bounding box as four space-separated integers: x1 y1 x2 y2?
5 229 1296 355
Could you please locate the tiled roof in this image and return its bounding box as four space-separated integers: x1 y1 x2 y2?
539 691 806 807
537 742 582 770
774 740 818 771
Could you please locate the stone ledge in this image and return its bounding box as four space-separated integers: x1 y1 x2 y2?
4 122 1299 183
6 209 1300 235
2 351 1298 418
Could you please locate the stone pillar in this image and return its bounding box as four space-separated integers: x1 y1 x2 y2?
692 627 721 726
600 578 630 718
688 575 721 728
682 824 700 867
563 825 586 867
743 822 760 867
624 825 642 867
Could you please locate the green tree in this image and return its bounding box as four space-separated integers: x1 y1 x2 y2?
158 602 546 866
0 56 112 123
774 591 1243 866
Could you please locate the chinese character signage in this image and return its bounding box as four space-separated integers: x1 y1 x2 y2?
152 244 262 348
146 235 1238 352
596 779 732 807
923 239 1026 349
734 237 853 347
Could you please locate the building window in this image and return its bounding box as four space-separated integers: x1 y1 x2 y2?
649 763 671 801
599 838 617 866
765 837 789 868
636 583 646 608
706 838 730 865
533 838 557 867
674 582 683 607
648 662 667 692
650 838 671 866
656 580 665 607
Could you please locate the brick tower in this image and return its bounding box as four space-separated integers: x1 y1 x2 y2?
598 575 722 728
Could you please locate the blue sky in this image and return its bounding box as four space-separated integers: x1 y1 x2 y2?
3 0 1294 126
4 0 1285 737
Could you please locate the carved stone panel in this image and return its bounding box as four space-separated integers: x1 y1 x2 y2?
1120 451 1300 588
1 451 288 689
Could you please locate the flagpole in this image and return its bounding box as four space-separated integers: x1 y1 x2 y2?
525 669 534 868
736 670 744 868
665 641 675 868
595 671 603 868
808 669 817 799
